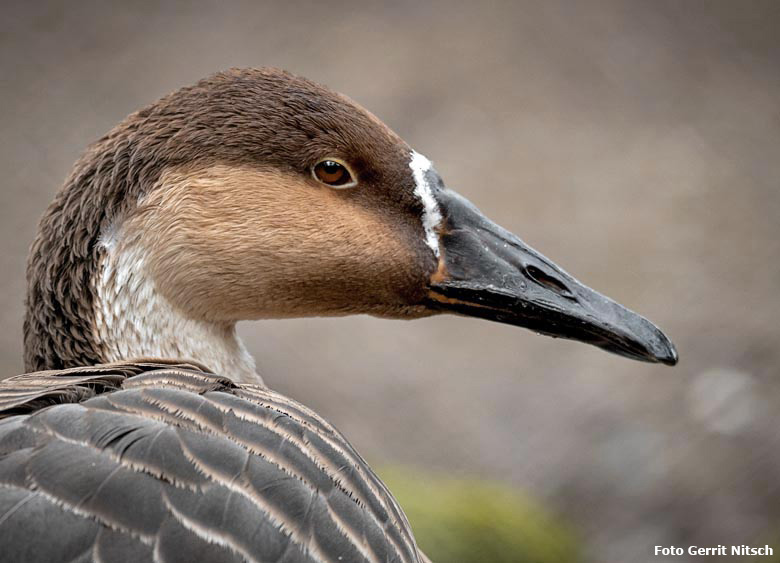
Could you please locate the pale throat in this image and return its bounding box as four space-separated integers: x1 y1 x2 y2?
92 235 263 386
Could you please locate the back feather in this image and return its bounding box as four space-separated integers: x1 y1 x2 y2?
0 361 422 563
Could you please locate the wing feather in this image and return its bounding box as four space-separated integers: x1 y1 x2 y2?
0 362 422 563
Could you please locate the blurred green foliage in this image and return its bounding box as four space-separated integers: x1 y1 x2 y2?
378 466 582 563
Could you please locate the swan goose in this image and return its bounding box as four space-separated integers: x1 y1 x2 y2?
0 68 677 563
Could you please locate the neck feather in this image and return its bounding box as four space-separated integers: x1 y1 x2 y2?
92 237 262 385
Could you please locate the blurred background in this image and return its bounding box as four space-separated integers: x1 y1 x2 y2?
1 1 779 561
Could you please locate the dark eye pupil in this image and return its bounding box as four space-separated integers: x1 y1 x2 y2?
322 161 341 174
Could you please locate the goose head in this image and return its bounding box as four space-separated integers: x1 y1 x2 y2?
25 68 677 383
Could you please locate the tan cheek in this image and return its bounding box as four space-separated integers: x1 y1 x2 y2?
124 164 432 321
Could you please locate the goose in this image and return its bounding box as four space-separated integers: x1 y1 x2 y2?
0 68 677 563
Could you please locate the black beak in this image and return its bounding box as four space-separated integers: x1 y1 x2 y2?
425 189 678 365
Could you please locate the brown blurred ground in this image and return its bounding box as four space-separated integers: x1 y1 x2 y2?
1 1 779 561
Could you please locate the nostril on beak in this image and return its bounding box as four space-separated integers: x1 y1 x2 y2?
525 265 574 298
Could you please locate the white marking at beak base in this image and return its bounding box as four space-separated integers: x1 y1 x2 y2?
409 150 443 258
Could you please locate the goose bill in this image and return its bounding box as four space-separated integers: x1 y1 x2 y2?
425 189 678 366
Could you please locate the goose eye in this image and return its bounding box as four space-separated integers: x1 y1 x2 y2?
312 159 356 188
